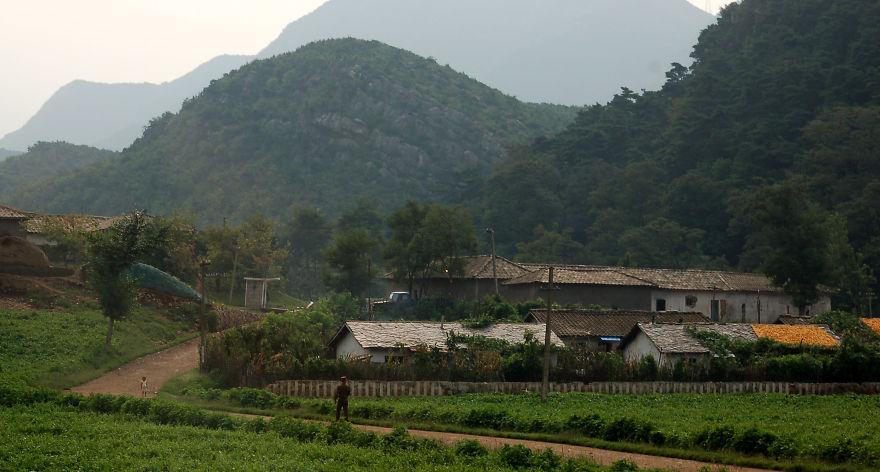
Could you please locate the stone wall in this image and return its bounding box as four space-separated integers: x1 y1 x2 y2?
266 379 880 397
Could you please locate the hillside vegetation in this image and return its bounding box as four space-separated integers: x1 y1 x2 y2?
483 0 880 279
10 39 575 221
0 142 115 200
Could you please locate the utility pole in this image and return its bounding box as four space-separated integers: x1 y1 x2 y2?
540 267 555 403
486 228 499 296
198 259 211 371
228 244 238 305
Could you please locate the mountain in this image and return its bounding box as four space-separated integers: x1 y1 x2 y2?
260 0 714 105
482 0 880 278
9 39 575 222
0 148 21 163
0 55 252 152
1 0 712 152
0 142 116 200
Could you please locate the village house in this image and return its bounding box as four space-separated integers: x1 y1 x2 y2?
389 255 832 324
620 322 839 368
328 321 564 364
620 323 758 368
524 309 709 352
0 203 119 247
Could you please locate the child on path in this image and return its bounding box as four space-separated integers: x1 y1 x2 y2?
141 376 149 397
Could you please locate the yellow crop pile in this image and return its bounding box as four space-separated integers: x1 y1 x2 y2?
751 324 839 347
861 318 880 336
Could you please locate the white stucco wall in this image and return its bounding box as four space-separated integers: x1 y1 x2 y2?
334 332 371 361
650 289 832 323
623 331 661 365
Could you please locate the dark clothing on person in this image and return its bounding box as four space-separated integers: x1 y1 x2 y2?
334 383 351 421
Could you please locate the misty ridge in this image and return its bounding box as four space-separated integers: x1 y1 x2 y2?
0 0 712 152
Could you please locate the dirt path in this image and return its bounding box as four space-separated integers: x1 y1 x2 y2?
72 338 199 397
74 342 773 472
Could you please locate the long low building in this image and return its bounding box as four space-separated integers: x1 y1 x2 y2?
329 321 564 363
389 255 832 324
524 309 709 352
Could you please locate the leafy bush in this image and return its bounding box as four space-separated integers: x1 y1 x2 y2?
497 444 533 469
463 408 512 430
732 427 778 455
455 439 489 458
609 460 639 472
267 416 322 442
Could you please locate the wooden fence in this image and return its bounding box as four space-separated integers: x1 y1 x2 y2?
266 380 880 398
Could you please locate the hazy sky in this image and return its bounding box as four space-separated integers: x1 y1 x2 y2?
0 0 731 141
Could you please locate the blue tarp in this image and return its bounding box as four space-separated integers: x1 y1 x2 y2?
127 263 202 302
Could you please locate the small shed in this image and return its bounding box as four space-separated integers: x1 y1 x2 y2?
244 277 280 310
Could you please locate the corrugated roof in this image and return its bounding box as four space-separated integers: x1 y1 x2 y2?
0 205 30 219
751 324 839 347
634 323 758 354
335 321 564 350
526 309 709 338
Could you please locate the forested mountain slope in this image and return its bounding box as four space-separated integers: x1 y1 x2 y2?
260 0 713 105
1 0 711 152
10 39 575 222
485 0 880 284
0 142 116 200
0 55 251 151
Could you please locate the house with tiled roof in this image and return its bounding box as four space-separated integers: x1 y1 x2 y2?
524 308 709 352
621 322 839 367
329 320 563 363
0 204 32 238
621 323 757 367
388 255 531 301
388 256 832 323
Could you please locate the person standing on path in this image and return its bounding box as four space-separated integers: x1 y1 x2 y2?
334 376 351 421
140 376 149 397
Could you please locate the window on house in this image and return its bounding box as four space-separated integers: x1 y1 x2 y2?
685 295 698 308
655 299 666 312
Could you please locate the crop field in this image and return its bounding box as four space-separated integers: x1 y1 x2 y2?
343 393 880 464
0 402 617 472
0 307 192 388
174 383 879 469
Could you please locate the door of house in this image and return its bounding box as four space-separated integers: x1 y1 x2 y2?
710 300 720 321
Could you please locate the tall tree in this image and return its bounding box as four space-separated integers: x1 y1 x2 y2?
281 206 332 298
739 183 834 313
383 201 430 294
322 228 378 298
87 211 168 348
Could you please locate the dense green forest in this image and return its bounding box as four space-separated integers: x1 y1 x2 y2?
482 0 879 306
0 142 115 199
9 39 574 221
4 0 879 310
0 148 21 162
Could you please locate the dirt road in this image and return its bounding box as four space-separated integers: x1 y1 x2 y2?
72 338 199 397
73 341 773 472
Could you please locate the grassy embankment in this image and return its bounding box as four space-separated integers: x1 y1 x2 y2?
0 298 628 472
0 302 194 389
162 373 880 472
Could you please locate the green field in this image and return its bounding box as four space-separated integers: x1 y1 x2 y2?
167 380 880 470
0 306 193 388
0 402 617 472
